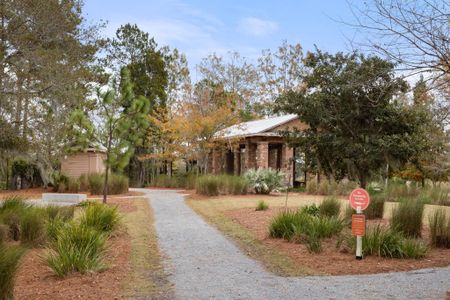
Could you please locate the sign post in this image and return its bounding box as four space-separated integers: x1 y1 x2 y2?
349 188 370 260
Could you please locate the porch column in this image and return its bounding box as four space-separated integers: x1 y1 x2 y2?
256 141 269 169
244 140 257 170
233 148 240 176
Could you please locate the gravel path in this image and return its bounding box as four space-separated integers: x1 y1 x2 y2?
137 189 450 300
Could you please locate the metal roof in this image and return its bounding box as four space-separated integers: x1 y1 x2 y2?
218 114 298 139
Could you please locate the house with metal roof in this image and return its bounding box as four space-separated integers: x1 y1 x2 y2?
210 114 308 186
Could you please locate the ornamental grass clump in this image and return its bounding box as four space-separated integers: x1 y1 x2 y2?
79 203 120 233
196 175 220 196
365 193 385 219
255 200 269 211
429 208 450 248
20 208 47 246
244 168 284 194
346 225 428 259
391 198 424 238
319 197 341 217
108 173 129 194
45 223 107 277
88 173 103 195
0 245 25 300
270 209 344 253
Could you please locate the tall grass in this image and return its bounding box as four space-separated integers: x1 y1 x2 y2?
88 173 103 194
20 208 47 246
108 173 129 194
0 224 8 244
196 175 220 196
391 198 424 237
319 197 341 217
365 193 385 219
0 196 30 212
0 245 25 300
45 223 107 277
79 203 120 233
429 208 450 248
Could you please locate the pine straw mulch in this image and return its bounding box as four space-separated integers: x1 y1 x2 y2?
224 207 450 276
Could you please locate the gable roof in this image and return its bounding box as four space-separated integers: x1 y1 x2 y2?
219 114 298 139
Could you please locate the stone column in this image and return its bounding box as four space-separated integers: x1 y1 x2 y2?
244 140 257 170
256 141 269 169
233 148 241 176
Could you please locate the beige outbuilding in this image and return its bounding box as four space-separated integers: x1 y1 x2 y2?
60 148 106 178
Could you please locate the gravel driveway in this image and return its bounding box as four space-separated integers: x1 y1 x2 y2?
136 189 450 300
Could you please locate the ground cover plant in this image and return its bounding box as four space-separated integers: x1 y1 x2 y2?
45 223 108 277
255 200 269 211
269 207 344 253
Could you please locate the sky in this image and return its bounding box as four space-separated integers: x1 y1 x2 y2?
83 0 359 75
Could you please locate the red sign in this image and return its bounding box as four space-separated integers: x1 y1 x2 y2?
352 214 366 236
349 188 370 210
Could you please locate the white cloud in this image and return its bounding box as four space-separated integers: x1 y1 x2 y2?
238 17 279 37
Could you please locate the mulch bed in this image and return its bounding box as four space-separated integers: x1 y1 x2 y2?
224 207 450 275
13 199 135 300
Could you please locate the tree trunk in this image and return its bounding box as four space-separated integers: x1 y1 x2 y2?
358 170 367 189
103 164 109 204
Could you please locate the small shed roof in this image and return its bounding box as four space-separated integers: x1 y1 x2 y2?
218 114 298 139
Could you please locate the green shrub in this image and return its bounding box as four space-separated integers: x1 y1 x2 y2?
0 224 8 244
319 197 341 217
196 176 220 196
306 180 317 194
400 238 428 259
67 177 81 193
20 208 47 246
365 193 385 219
0 245 25 299
79 204 120 232
429 209 450 248
300 204 320 217
51 171 69 192
45 223 107 277
88 173 104 195
244 168 284 194
255 200 269 211
391 199 424 238
303 227 322 253
108 173 129 195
